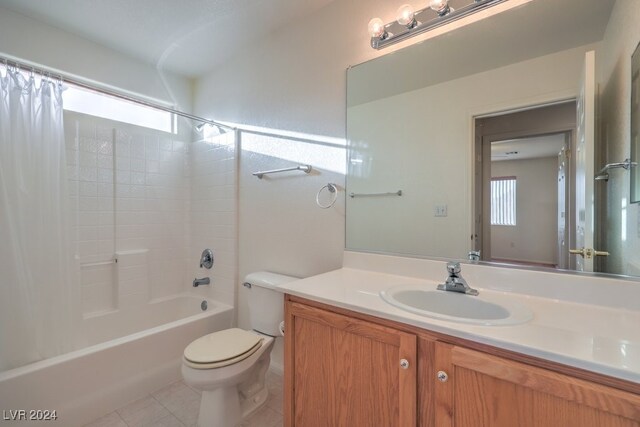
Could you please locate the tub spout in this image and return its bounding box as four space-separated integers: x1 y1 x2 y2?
193 277 210 287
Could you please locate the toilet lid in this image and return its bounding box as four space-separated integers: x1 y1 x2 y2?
184 328 262 365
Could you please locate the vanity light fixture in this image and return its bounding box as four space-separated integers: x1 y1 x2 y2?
367 17 388 39
368 0 506 49
396 4 418 28
429 0 453 16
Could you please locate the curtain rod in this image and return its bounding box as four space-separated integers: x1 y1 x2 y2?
0 54 235 132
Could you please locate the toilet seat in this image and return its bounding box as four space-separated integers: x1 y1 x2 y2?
183 328 263 370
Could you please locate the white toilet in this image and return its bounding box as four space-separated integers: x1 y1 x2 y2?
182 271 296 427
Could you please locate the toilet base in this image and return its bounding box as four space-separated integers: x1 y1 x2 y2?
239 378 269 419
196 383 269 427
198 387 241 427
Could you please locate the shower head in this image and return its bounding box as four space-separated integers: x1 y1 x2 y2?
194 122 227 135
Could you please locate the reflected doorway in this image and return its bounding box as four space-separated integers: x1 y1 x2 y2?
474 101 577 269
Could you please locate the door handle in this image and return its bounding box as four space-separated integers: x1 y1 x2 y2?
569 248 610 259
569 248 588 258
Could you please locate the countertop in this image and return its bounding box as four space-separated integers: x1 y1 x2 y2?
277 266 640 384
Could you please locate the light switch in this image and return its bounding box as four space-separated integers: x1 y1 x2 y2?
434 204 448 217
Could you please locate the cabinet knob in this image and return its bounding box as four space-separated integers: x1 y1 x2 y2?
437 370 448 382
400 359 410 369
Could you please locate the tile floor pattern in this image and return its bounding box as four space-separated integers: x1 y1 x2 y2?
85 371 283 427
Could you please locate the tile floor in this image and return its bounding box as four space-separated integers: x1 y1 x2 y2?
85 371 283 427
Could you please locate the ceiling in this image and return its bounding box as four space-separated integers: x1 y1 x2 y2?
491 133 566 162
0 0 336 78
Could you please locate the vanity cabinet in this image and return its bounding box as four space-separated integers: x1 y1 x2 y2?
284 300 417 426
434 343 640 427
284 296 640 427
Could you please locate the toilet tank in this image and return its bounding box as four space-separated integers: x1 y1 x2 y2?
245 271 298 336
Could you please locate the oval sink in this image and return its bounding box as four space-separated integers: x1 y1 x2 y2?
380 285 533 326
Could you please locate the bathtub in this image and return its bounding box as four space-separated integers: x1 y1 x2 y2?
0 295 233 427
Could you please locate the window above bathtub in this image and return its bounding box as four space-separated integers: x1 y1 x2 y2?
0 64 176 134
63 85 176 134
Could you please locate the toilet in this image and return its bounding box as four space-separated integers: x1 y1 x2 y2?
182 271 296 427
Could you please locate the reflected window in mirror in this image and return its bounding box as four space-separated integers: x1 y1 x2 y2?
490 177 517 227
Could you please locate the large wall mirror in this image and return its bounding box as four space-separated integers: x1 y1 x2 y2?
346 0 640 278
632 41 640 204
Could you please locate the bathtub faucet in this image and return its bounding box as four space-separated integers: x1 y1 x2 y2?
193 277 211 287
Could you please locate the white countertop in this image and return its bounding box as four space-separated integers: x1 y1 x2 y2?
278 266 640 384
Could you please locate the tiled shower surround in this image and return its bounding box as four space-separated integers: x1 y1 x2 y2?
65 111 236 318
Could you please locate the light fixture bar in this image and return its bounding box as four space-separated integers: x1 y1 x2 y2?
371 0 507 50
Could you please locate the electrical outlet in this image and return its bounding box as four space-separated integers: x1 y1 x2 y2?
434 204 448 217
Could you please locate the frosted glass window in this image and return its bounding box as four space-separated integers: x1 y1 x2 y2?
491 177 516 226
0 65 175 133
63 86 176 133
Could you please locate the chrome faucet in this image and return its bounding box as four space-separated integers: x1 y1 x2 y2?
468 250 481 262
200 249 214 269
193 277 210 287
437 262 479 296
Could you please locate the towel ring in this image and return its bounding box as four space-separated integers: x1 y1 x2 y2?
316 183 338 209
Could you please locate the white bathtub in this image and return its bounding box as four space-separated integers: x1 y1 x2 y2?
0 295 233 427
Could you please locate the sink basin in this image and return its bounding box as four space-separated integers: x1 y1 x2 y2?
380 285 533 326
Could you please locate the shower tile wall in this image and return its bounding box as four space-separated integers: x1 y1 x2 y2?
65 111 190 316
188 132 237 307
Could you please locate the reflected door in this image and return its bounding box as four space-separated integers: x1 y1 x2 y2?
557 146 569 270
574 51 596 272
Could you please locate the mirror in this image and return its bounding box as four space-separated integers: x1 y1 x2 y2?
346 0 640 277
632 42 640 204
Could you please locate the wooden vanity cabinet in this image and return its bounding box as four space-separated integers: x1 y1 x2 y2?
284 300 417 426
284 296 640 427
434 343 640 427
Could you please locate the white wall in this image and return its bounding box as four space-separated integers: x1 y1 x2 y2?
238 132 345 370
490 157 558 265
347 45 592 260
0 6 191 111
598 0 640 275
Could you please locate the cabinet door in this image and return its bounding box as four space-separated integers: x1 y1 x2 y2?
434 343 640 427
285 301 417 427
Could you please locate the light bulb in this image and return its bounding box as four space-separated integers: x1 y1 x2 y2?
396 4 416 27
429 0 451 16
367 18 386 38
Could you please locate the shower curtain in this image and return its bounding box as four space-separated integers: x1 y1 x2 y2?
0 67 74 371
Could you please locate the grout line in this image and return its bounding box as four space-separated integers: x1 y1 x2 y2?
150 388 188 427
118 410 131 427
91 378 283 427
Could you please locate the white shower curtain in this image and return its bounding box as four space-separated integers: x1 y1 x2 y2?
0 67 74 371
